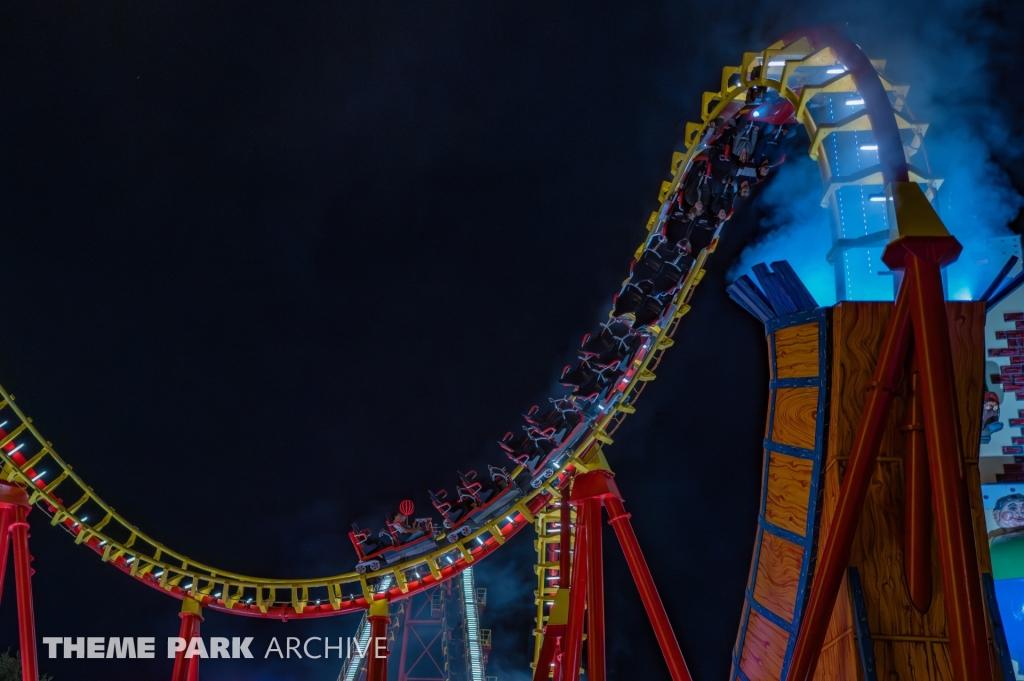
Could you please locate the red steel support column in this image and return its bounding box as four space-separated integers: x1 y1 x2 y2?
0 483 37 681
562 507 588 681
902 351 932 614
585 499 606 681
0 505 12 607
552 631 565 681
904 251 990 681
604 497 692 681
186 648 199 681
366 610 390 681
170 601 202 681
786 286 913 681
10 504 38 681
532 626 561 681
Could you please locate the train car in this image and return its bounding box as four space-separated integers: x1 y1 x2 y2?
429 466 523 543
349 514 439 573
501 398 592 487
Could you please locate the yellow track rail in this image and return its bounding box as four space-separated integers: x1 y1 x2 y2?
0 32 916 620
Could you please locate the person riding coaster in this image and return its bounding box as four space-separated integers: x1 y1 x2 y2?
430 465 522 543
349 499 439 573
523 397 584 439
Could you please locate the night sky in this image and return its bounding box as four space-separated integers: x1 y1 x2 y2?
1 1 1023 680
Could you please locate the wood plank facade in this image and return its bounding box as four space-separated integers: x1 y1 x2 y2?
733 308 829 681
735 302 1004 681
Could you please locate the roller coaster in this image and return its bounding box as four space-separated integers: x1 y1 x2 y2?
0 23 999 681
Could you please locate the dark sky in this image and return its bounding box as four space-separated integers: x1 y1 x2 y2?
0 1 1022 680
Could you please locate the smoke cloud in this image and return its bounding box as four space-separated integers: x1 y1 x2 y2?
728 157 838 306
723 0 1024 300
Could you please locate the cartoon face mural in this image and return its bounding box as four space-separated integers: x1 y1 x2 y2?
993 493 1024 531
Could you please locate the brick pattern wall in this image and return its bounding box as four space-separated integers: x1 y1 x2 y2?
989 312 1024 479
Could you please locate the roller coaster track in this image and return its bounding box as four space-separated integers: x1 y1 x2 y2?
0 26 925 629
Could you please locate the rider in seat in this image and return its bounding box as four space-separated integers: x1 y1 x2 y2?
386 500 430 545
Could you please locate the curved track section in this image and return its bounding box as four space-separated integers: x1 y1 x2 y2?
0 27 921 620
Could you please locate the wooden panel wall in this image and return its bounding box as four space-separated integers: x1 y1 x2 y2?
733 309 828 681
811 301 998 681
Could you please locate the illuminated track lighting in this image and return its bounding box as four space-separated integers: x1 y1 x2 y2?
31 471 45 482
340 575 394 681
462 568 486 681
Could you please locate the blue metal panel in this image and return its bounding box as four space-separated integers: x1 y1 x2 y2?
763 439 817 461
753 263 799 316
771 261 819 311
759 516 810 547
848 567 880 681
728 275 775 323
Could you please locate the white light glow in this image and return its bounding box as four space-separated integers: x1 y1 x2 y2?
340 574 394 681
827 68 846 74
846 99 865 106
462 568 486 681
869 197 887 202
860 145 878 151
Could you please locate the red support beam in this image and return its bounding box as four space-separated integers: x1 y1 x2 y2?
902 351 932 614
552 630 565 681
0 505 12 608
585 498 606 681
10 504 37 681
532 625 562 681
170 602 202 681
903 251 990 680
366 612 391 681
559 497 572 584
0 483 37 681
561 506 588 681
604 496 692 681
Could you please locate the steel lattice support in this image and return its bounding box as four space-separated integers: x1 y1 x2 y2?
394 588 446 681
